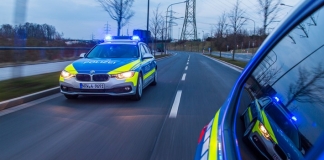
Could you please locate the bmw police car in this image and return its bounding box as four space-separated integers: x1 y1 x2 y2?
59 35 157 100
240 96 303 159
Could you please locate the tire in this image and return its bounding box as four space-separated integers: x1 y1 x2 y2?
243 118 256 143
150 70 157 86
64 94 78 99
132 73 143 101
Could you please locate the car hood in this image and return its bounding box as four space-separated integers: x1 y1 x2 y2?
68 58 140 74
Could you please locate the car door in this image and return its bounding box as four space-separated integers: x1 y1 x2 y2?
139 43 152 86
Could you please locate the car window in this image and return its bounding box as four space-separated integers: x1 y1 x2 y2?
86 44 139 58
237 5 324 158
143 44 152 55
139 44 147 57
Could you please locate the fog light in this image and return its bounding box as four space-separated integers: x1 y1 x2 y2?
125 87 131 91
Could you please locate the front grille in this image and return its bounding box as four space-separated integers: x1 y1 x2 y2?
76 74 91 81
93 74 109 81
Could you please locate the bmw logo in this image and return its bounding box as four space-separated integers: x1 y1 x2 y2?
90 70 95 75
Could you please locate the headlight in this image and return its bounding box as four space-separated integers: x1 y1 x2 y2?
61 70 75 79
259 123 271 140
112 71 135 79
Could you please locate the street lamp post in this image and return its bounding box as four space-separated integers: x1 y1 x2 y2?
165 1 187 53
166 1 187 41
241 17 255 54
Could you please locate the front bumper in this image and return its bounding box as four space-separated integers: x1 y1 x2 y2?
60 76 137 96
248 132 285 160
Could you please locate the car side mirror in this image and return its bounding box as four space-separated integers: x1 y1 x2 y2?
79 53 86 58
142 53 153 59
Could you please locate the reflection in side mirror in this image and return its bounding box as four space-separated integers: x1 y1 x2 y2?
142 54 153 59
79 53 86 58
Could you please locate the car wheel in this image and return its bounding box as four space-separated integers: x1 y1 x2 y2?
151 70 157 86
243 118 256 143
64 94 78 99
132 73 143 101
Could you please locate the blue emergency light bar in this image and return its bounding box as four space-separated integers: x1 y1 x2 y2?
104 35 141 42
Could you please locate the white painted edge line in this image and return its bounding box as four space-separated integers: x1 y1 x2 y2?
169 90 182 118
185 66 188 70
203 55 243 73
0 87 59 105
181 73 186 81
156 53 177 61
0 93 61 117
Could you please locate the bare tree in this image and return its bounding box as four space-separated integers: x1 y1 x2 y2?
286 64 324 107
228 0 246 60
214 12 228 57
150 4 163 41
257 0 281 35
96 0 135 36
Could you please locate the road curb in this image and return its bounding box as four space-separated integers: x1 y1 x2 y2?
202 54 244 72
0 87 60 111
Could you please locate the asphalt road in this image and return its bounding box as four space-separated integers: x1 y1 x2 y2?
0 51 243 160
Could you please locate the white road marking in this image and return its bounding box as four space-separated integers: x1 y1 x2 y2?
181 73 186 81
0 93 61 117
185 66 188 70
187 62 189 65
169 90 182 118
203 55 242 72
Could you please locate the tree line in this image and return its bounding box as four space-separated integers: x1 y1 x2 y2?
0 23 63 41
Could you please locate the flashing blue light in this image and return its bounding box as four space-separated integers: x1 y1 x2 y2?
274 97 279 102
132 36 140 41
105 35 112 41
292 116 297 122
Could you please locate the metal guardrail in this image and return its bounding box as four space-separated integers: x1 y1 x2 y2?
0 47 93 67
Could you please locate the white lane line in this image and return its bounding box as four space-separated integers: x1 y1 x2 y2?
189 55 190 59
181 73 186 81
187 62 189 65
169 90 182 118
0 93 61 117
185 66 188 70
203 55 242 72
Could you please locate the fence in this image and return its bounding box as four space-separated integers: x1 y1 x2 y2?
0 47 92 67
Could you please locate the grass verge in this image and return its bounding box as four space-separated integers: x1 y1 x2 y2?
0 72 60 101
204 54 247 68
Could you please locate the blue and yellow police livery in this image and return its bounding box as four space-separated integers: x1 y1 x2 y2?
240 96 303 160
194 96 304 160
59 36 157 100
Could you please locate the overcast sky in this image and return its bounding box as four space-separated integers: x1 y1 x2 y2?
0 0 301 40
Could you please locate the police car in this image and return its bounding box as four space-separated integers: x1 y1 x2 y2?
59 35 157 100
240 97 303 159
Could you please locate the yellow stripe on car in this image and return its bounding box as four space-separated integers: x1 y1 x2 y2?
125 72 139 86
108 59 141 74
144 68 156 80
59 76 64 82
261 111 278 143
60 64 78 82
248 107 253 122
65 64 78 74
209 110 220 160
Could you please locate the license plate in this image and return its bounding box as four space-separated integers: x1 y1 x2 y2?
80 83 104 89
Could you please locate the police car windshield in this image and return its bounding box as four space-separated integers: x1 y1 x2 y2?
264 104 300 149
86 44 139 58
